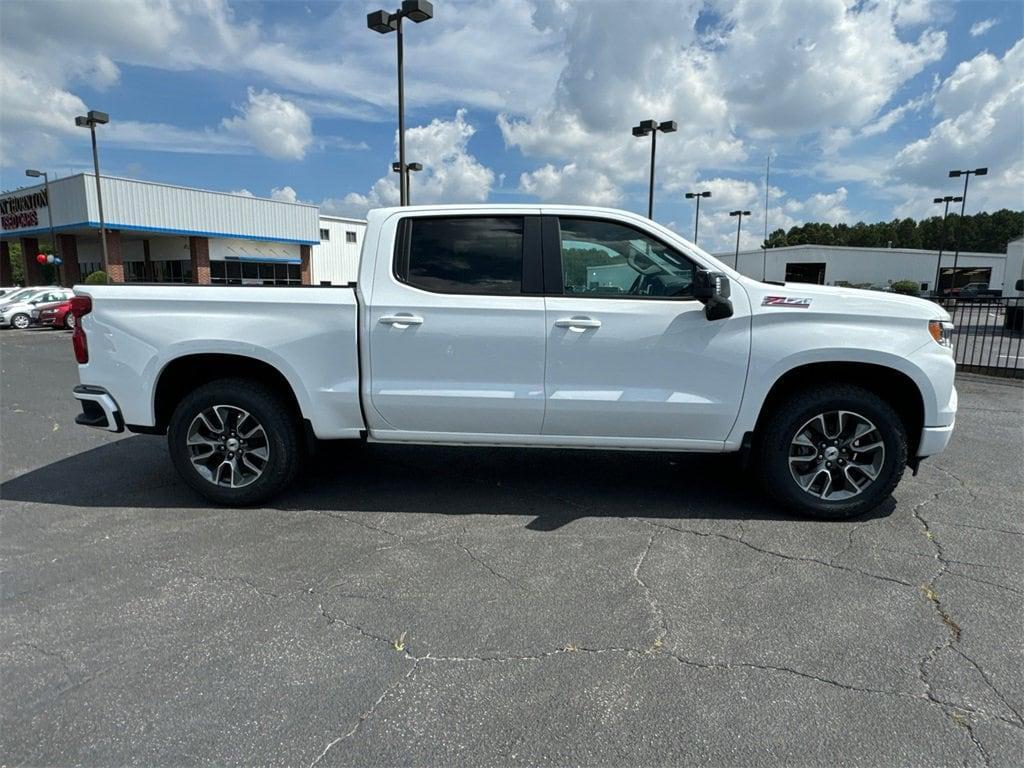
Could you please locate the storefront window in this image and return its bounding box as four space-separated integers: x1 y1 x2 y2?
210 260 301 286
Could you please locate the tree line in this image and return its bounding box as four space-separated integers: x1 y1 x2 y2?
765 209 1023 254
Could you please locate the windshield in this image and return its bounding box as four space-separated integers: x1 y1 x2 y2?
2 288 40 304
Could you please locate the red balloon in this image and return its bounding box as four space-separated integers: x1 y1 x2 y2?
36 253 47 264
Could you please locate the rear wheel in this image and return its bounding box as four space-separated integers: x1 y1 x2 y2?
168 378 301 506
756 385 907 519
10 313 29 330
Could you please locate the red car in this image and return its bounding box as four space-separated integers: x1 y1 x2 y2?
31 298 75 329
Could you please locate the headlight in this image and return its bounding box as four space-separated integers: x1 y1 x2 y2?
929 320 954 348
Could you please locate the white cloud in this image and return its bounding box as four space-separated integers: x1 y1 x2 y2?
221 88 313 160
518 164 620 206
337 110 494 216
969 18 998 37
891 40 1024 211
715 0 946 136
270 185 299 203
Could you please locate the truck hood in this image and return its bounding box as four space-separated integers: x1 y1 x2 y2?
744 281 950 322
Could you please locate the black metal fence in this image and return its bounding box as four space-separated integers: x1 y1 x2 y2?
938 297 1024 378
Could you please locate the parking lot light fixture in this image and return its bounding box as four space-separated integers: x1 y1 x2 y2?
684 190 712 245
75 110 110 275
932 195 963 295
729 209 751 269
368 0 434 207
632 119 677 219
26 169 61 282
947 167 988 291
393 161 424 203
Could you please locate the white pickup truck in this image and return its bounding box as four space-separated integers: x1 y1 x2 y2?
69 205 957 518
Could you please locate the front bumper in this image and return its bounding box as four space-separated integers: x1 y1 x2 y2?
73 385 124 433
918 423 955 457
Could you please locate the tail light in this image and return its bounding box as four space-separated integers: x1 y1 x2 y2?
70 296 92 364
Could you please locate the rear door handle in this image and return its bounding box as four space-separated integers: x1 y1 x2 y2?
379 314 424 329
554 316 601 331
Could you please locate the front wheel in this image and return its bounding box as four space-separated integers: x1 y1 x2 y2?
756 385 907 519
64 313 76 330
167 378 301 506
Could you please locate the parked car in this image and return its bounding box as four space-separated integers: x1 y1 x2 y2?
0 287 71 329
0 286 23 299
31 297 75 329
946 282 1000 300
69 204 957 519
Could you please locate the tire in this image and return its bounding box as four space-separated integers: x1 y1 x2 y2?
167 378 301 506
10 313 30 330
756 384 907 519
64 313 76 330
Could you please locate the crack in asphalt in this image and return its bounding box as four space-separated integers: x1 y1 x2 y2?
635 517 916 588
911 485 1023 766
454 526 518 587
308 657 421 768
632 534 668 652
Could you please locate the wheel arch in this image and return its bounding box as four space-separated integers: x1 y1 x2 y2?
749 361 926 457
151 353 305 434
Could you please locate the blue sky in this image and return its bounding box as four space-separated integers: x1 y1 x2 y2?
1 0 1021 252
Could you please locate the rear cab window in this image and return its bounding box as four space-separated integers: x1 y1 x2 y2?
395 216 529 296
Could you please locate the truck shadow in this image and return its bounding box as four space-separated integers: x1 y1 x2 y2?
0 435 895 528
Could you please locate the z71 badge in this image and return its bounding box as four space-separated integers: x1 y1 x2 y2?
762 296 812 307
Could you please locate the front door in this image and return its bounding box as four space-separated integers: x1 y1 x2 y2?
542 215 750 445
367 214 547 436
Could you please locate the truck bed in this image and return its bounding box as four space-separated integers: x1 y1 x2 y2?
75 284 364 439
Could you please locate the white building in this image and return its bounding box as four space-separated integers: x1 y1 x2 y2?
1 174 318 286
718 243 1008 294
312 215 367 285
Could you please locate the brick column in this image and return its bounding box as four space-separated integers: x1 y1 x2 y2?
58 235 82 285
300 244 311 285
189 236 210 284
104 230 124 283
0 241 12 286
19 237 44 285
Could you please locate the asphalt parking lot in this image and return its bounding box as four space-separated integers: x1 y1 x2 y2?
2 328 1022 767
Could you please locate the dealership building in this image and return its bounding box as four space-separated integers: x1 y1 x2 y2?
0 174 366 287
720 243 1009 293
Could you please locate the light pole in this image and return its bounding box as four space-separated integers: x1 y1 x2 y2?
684 190 711 245
369 0 434 207
25 169 60 282
75 110 110 274
729 209 751 270
931 195 962 296
393 161 423 204
947 167 987 292
631 119 677 219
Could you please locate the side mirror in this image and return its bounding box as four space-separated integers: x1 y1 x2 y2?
693 269 734 320
1016 278 1023 291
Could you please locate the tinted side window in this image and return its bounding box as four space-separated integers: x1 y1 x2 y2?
559 218 695 298
402 217 523 295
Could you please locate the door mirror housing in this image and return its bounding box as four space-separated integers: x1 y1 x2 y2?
693 269 733 320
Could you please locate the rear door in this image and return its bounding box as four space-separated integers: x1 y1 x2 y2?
366 213 547 436
542 214 751 445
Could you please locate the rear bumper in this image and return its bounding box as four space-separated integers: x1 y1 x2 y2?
73 385 124 433
918 422 954 457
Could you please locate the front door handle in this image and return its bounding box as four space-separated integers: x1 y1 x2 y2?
554 316 601 332
379 314 424 329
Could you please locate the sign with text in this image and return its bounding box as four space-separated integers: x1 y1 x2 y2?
0 190 48 231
